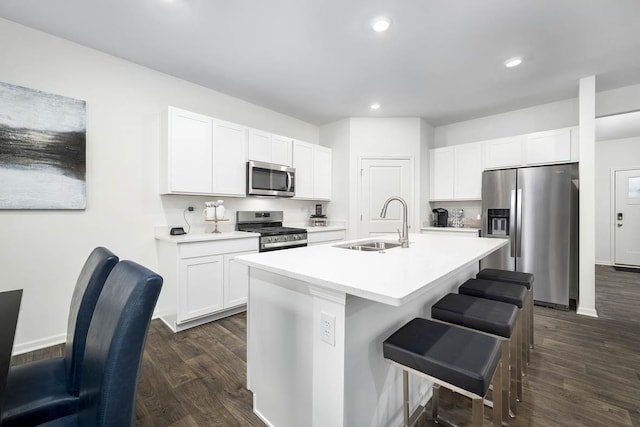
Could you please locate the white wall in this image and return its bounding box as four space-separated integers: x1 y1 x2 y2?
596 82 640 117
319 119 350 229
0 18 320 353
434 98 579 147
348 118 423 239
420 119 434 226
595 137 640 264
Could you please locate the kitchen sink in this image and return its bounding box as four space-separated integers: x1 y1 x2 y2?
333 240 402 252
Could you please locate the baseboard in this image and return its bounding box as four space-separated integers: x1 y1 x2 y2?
595 260 612 266
13 333 66 356
576 304 598 318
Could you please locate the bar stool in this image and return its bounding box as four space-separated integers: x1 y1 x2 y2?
383 318 504 427
477 269 535 362
458 278 528 394
432 293 520 419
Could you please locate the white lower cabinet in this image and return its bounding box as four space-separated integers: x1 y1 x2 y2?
157 236 258 332
178 255 224 323
223 251 254 308
307 228 347 246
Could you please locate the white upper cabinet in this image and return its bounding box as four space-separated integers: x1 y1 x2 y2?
161 107 247 196
162 107 213 194
523 128 571 165
248 129 293 166
483 136 524 170
453 142 482 199
312 145 332 200
248 129 272 163
212 119 248 196
429 147 454 200
429 143 482 201
293 140 314 199
483 127 577 170
293 140 332 200
271 134 294 166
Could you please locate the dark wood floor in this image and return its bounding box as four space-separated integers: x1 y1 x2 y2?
12 265 640 426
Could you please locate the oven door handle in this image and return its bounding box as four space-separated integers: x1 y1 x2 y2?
262 239 308 250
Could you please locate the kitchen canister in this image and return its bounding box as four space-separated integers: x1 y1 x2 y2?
215 200 225 219
203 200 225 220
450 208 464 228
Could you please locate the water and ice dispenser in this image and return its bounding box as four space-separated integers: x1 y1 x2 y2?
487 209 510 236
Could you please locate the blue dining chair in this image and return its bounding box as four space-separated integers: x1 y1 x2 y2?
36 260 163 427
1 247 118 427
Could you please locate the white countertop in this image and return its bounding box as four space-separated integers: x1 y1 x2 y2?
421 226 480 234
155 230 259 243
237 233 506 306
301 225 347 233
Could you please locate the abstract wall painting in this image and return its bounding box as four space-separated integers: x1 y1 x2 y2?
0 82 86 209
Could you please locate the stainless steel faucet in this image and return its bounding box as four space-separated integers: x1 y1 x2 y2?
380 196 409 248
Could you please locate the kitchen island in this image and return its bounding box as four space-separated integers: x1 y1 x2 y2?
237 233 506 427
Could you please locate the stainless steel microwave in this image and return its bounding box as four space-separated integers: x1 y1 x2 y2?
247 160 295 197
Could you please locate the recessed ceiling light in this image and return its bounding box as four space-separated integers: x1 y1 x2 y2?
370 103 381 110
372 18 390 32
504 57 523 68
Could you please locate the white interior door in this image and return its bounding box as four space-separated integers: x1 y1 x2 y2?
615 168 640 266
359 158 412 237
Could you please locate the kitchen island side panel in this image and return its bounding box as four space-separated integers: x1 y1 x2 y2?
343 261 478 427
247 261 479 427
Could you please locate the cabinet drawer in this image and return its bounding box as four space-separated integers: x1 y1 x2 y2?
307 230 346 245
179 238 259 259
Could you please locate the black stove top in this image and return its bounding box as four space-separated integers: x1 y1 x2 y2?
238 225 306 236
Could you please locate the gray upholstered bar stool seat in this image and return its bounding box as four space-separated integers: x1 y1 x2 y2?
383 318 504 427
432 293 520 419
459 278 528 380
476 269 535 361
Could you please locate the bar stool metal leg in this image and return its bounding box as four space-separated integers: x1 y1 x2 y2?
529 289 534 350
432 384 440 421
403 370 410 427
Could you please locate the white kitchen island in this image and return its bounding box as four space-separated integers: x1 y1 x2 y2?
237 233 506 427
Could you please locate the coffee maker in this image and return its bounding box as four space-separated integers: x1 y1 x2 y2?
432 208 448 227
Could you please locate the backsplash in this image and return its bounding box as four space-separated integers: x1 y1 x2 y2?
159 194 328 234
428 200 482 228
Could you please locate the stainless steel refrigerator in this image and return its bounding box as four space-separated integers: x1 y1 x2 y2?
481 164 579 308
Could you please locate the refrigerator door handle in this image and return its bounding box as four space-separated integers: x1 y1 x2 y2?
516 188 523 258
510 189 516 258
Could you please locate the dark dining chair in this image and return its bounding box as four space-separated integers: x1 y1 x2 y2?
1 247 118 427
36 260 163 427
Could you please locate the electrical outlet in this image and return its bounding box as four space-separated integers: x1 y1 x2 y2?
320 311 335 346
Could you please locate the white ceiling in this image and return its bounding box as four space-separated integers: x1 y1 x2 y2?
1 0 639 126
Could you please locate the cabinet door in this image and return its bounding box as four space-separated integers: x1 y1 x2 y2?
168 108 213 193
271 135 293 166
223 250 257 308
483 136 523 169
293 140 314 199
177 255 224 323
429 147 454 200
524 128 571 165
454 142 482 199
313 146 332 200
248 129 272 163
212 119 248 196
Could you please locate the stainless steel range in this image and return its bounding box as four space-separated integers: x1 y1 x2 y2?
236 211 307 252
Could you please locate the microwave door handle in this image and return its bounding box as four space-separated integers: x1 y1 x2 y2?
286 172 292 192
510 189 516 258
